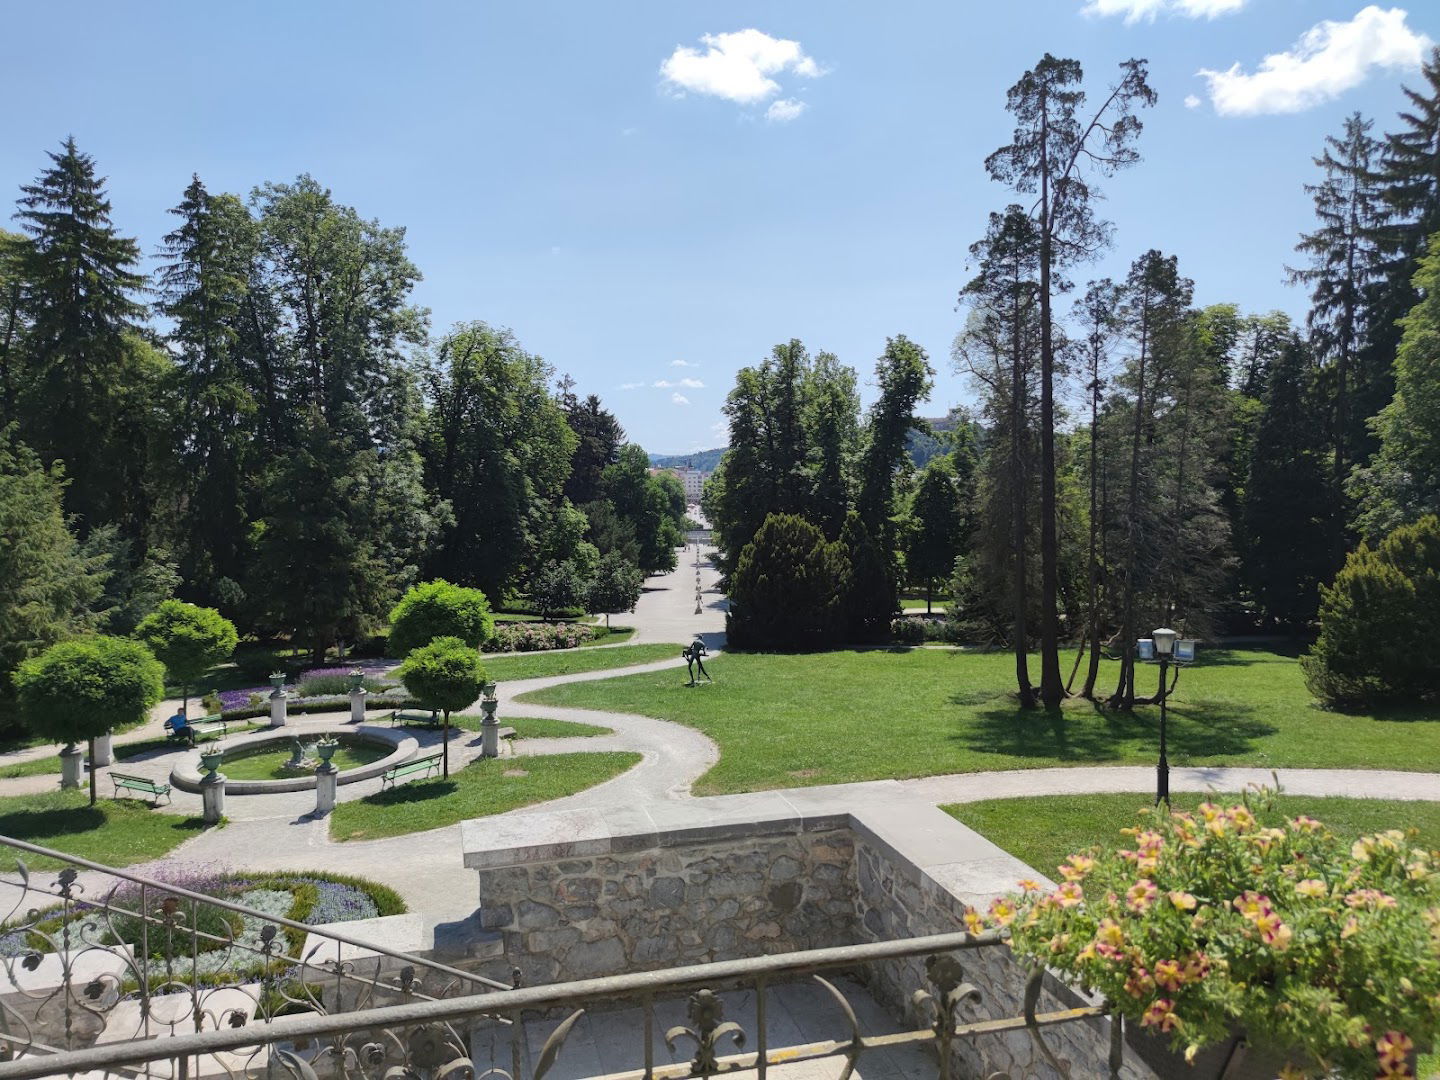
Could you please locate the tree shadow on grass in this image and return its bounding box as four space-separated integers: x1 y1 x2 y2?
952 698 1275 764
355 779 460 807
0 803 208 845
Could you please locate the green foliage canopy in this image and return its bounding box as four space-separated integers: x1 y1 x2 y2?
387 580 494 658
398 636 487 718
134 600 238 701
16 635 164 746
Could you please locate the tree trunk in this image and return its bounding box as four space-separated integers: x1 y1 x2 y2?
1081 377 1104 699
926 580 933 615
1037 99 1064 708
1112 303 1150 710
442 711 450 778
87 737 96 806
1011 278 1035 708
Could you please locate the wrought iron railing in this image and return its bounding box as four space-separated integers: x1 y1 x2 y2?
0 838 1123 1080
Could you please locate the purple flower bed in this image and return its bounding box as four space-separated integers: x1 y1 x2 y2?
219 687 270 711
299 660 395 680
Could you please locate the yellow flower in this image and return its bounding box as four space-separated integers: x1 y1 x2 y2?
1054 882 1085 909
1340 916 1360 940
1288 815 1322 833
1352 837 1375 862
1126 879 1158 913
1095 918 1125 949
988 898 1016 927
1294 879 1327 899
1154 958 1185 991
1168 890 1198 911
1254 910 1292 950
1016 878 1041 892
1140 998 1181 1033
1059 854 1094 882
1226 805 1255 830
1376 1031 1413 1074
963 910 986 935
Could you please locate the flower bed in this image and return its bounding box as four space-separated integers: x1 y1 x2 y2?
1 868 405 981
483 621 596 653
995 786 1438 1078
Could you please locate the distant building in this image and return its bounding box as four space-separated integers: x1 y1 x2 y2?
653 464 710 503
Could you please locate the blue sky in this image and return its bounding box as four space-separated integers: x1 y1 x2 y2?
2 1 1436 454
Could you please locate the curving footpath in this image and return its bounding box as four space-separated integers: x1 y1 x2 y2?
4 541 1438 918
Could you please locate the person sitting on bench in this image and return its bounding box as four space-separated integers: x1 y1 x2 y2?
164 709 196 746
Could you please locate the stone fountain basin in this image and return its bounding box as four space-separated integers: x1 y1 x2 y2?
169 725 418 795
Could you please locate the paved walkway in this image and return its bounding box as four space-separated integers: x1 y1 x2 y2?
3 542 1437 917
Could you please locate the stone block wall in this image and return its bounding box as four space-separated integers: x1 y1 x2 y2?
472 825 856 986
852 824 1158 1080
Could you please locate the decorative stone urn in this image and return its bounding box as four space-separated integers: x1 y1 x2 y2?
480 682 501 758
269 672 289 726
346 670 365 693
268 671 287 694
315 738 339 765
199 747 225 776
198 745 226 825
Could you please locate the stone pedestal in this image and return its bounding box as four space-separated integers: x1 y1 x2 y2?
200 773 226 825
270 690 288 727
91 733 114 767
59 745 83 789
480 696 500 758
349 688 367 724
315 765 338 815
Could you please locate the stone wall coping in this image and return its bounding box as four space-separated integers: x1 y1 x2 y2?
462 785 1050 911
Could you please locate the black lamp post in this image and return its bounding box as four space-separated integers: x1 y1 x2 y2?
1151 627 1178 806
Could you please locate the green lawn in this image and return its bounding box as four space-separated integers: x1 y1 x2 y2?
944 792 1440 880
328 751 640 840
518 647 1440 795
481 643 681 682
0 755 62 779
0 790 210 869
449 715 612 738
0 723 264 780
220 741 389 781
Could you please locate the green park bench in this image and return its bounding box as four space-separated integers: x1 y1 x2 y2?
384 709 440 728
380 753 442 789
190 716 228 738
110 772 171 805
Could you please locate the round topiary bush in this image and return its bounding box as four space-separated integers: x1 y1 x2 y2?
387 580 494 659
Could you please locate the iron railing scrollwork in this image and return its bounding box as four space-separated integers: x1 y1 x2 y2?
0 837 1125 1080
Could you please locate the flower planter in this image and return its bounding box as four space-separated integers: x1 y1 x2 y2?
315 741 339 764
199 749 225 776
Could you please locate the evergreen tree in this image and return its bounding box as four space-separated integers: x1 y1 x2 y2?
838 512 893 643
1352 235 1440 540
956 207 1043 703
155 176 260 607
559 380 625 507
1243 337 1331 626
0 229 26 428
1289 113 1387 567
0 430 109 711
1073 279 1121 697
728 513 847 651
984 56 1156 708
13 138 155 540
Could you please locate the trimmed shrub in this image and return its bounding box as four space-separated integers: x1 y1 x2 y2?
728 514 849 651
387 581 494 658
890 617 926 644
1302 515 1440 707
134 600 238 709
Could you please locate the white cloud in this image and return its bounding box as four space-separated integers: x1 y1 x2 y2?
618 381 645 390
660 29 823 107
671 393 691 406
1083 0 1244 23
655 378 705 389
1198 6 1432 116
671 359 698 368
1184 93 1202 109
765 98 807 123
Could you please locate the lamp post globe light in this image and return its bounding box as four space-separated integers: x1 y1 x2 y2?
1141 627 1181 807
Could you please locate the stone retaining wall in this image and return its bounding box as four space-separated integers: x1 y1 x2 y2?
461 794 1160 1079
472 821 855 986
852 815 1157 1080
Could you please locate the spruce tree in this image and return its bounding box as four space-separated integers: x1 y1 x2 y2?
856 335 933 556
1289 112 1387 567
13 138 151 536
1243 337 1330 626
155 176 259 606
905 458 964 613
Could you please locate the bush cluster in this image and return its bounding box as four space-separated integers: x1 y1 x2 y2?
889 616 970 645
1302 515 1440 707
483 622 596 653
